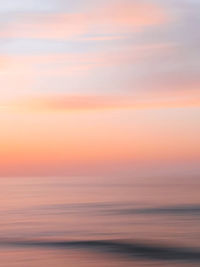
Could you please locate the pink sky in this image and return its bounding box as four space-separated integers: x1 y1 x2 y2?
0 0 200 177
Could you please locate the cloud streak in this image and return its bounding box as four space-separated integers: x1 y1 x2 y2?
0 1 168 39
19 92 200 112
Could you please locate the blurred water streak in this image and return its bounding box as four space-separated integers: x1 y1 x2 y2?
0 177 200 266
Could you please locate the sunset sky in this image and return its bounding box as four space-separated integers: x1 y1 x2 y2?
0 0 200 177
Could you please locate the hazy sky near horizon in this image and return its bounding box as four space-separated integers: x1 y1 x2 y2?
0 0 200 177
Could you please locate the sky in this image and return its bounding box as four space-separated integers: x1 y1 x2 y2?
0 0 200 177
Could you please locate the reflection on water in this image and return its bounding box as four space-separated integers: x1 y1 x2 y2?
0 177 200 266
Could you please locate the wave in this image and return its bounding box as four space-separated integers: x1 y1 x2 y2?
109 204 200 216
1 239 200 262
6 203 200 217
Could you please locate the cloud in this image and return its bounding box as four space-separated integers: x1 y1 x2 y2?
0 41 174 72
146 71 200 92
0 41 174 101
0 1 168 39
20 92 200 112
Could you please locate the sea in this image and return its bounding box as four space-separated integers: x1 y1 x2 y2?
0 176 200 266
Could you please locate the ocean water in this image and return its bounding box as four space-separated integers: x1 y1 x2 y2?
0 176 200 266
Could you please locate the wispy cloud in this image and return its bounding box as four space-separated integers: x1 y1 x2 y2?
19 92 200 112
0 1 168 39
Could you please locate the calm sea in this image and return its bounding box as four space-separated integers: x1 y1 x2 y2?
0 176 200 266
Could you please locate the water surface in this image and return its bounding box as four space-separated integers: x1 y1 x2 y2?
0 176 200 266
